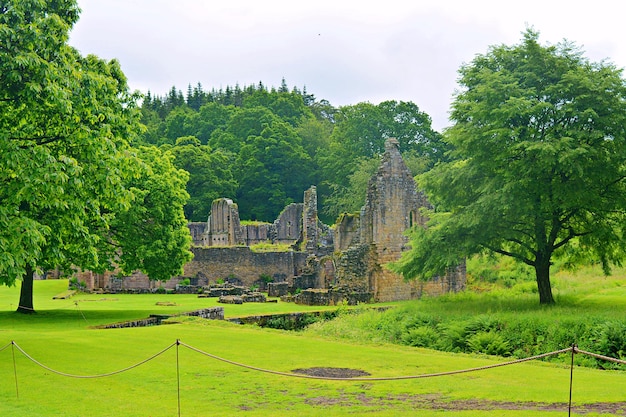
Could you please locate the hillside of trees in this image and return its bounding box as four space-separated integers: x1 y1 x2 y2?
138 80 448 223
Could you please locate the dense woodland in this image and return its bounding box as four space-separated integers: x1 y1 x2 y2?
138 80 448 223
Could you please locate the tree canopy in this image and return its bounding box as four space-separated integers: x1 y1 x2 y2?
140 83 446 223
392 29 626 304
0 0 192 312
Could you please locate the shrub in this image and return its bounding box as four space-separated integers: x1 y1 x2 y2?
435 322 469 352
467 331 511 356
401 326 439 347
588 321 626 369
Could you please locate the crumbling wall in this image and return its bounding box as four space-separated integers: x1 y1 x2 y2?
303 186 318 252
241 223 271 246
207 198 243 246
272 203 303 244
188 222 207 246
334 213 360 252
183 247 308 287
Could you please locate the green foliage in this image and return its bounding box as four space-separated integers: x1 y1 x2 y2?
400 326 439 347
68 277 86 292
467 254 534 288
259 274 273 283
395 29 626 305
169 137 237 221
466 332 511 356
140 86 447 223
110 146 193 281
323 157 380 218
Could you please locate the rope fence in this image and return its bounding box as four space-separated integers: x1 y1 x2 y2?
3 340 625 415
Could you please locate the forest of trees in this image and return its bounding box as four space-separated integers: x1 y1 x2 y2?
137 80 448 223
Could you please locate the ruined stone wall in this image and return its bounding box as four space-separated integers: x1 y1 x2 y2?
334 213 360 252
183 247 308 287
188 222 207 246
272 203 303 244
207 198 243 246
303 186 318 252
360 138 429 250
241 223 271 245
333 244 377 292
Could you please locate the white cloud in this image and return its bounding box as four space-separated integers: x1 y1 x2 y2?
70 0 626 131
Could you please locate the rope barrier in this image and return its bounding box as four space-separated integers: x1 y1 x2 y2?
3 340 625 382
573 347 626 365
179 341 574 381
0 341 12 353
74 301 90 325
10 340 176 378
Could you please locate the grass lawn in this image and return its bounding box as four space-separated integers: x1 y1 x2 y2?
1 273 626 416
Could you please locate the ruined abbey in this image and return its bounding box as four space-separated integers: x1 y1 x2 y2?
79 138 465 303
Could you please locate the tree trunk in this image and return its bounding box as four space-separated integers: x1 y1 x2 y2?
534 255 554 305
16 264 35 314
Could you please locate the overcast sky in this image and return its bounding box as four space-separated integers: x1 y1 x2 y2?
69 0 625 131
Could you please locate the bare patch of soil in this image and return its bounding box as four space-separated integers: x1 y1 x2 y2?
292 367 371 378
303 391 626 415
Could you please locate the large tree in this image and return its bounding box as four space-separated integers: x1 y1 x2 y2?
393 30 626 304
0 0 192 312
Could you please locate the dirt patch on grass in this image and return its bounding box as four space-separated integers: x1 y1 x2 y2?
304 392 626 415
292 367 371 378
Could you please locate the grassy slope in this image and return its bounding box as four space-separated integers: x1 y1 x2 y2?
0 271 625 416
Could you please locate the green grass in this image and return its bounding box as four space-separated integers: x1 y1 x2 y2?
1 270 626 416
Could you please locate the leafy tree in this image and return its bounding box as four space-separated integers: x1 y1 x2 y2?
0 0 192 312
162 106 195 144
169 136 237 221
194 102 235 144
323 157 380 217
110 146 193 279
235 120 314 221
393 30 626 304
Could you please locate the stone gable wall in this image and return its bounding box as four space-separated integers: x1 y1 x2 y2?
272 203 303 244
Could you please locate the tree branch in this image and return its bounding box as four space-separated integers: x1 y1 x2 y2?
483 244 535 267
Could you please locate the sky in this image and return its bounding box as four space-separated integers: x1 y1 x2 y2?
68 0 626 131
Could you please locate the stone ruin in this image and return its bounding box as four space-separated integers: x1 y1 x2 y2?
78 138 465 304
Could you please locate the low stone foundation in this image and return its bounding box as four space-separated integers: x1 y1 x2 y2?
287 288 373 306
218 293 267 304
95 307 224 328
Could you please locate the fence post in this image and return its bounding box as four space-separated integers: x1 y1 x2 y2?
176 339 181 417
11 341 19 399
568 343 576 417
